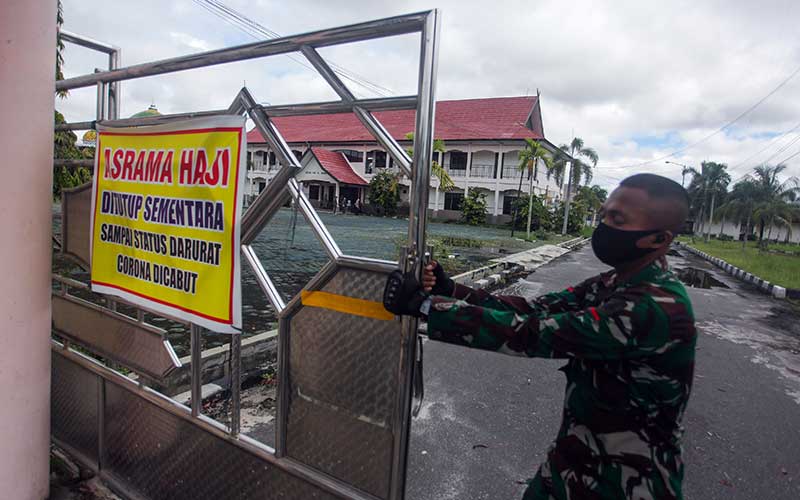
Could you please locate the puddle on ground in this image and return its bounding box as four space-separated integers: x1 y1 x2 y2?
674 267 730 289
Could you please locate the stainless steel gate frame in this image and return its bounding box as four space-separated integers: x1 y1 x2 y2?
53 10 440 500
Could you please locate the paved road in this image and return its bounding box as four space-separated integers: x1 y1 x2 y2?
407 244 800 500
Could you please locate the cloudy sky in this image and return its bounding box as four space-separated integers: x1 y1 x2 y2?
56 0 800 189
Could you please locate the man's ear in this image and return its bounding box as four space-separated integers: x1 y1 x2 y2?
641 231 673 249
655 230 674 247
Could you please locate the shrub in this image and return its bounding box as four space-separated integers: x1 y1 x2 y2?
367 171 400 215
511 194 553 231
461 189 487 226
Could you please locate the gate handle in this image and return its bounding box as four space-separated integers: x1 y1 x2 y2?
412 334 424 417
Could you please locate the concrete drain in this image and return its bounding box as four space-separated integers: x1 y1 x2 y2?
674 267 730 289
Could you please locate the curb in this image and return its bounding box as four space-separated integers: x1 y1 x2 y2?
675 242 792 300
453 238 590 291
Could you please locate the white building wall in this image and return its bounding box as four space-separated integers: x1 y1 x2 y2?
246 142 564 213
696 220 800 243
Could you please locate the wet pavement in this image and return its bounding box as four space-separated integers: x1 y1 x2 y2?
407 245 800 500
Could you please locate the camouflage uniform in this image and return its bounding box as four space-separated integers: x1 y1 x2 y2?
425 263 696 500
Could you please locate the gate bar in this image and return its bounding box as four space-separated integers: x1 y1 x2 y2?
61 29 118 54
241 244 286 313
390 9 440 500
54 95 417 132
54 159 93 168
263 95 417 117
300 46 412 176
230 334 242 436
190 324 202 416
56 12 428 91
53 342 380 500
60 30 121 120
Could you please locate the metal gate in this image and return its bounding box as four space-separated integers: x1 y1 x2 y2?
52 10 439 500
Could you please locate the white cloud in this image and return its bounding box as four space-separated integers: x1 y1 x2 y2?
56 0 800 190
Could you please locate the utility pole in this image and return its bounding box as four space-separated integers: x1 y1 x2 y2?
561 160 572 235
666 160 692 187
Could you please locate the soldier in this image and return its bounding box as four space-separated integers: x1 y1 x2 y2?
384 173 696 500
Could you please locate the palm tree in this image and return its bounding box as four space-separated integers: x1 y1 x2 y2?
513 138 553 238
716 180 759 249
748 164 800 246
575 185 607 226
546 146 570 189
404 132 454 191
686 161 730 242
754 200 795 243
557 137 599 235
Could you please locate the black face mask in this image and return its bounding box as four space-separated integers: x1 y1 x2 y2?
591 222 663 267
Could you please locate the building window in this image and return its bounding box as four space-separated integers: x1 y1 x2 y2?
269 151 276 167
366 150 387 174
258 181 266 193
309 184 320 200
450 151 467 171
444 192 464 211
335 149 364 163
292 150 303 161
502 195 517 215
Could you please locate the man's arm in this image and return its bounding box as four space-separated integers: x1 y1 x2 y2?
425 261 596 315
426 286 692 360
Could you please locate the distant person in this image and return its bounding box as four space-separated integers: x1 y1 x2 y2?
354 198 362 214
384 174 696 500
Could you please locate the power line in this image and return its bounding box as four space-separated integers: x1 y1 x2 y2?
207 0 396 96
729 120 800 170
205 0 395 96
760 133 800 165
192 0 394 97
606 63 800 170
775 147 800 165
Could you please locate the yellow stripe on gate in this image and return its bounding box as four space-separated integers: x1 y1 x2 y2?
300 290 395 321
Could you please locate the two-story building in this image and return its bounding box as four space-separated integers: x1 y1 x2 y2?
246 95 564 223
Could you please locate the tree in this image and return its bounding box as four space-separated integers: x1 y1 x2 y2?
512 194 553 232
553 200 588 235
404 132 454 191
686 161 730 242
461 189 487 226
749 164 800 246
367 170 401 215
53 1 94 197
716 180 759 249
513 138 553 238
56 0 68 99
574 185 607 226
554 138 599 235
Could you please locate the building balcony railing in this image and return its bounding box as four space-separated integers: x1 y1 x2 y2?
469 163 495 178
446 167 466 177
501 167 523 179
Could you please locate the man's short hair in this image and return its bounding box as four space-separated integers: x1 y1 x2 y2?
620 173 690 231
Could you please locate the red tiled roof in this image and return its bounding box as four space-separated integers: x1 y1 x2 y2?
247 96 543 144
310 148 368 186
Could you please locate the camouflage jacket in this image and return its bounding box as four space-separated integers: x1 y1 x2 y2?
425 263 696 500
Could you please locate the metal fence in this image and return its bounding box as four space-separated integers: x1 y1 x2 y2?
52 10 440 500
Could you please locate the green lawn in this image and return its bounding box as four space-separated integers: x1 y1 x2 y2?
677 237 800 289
